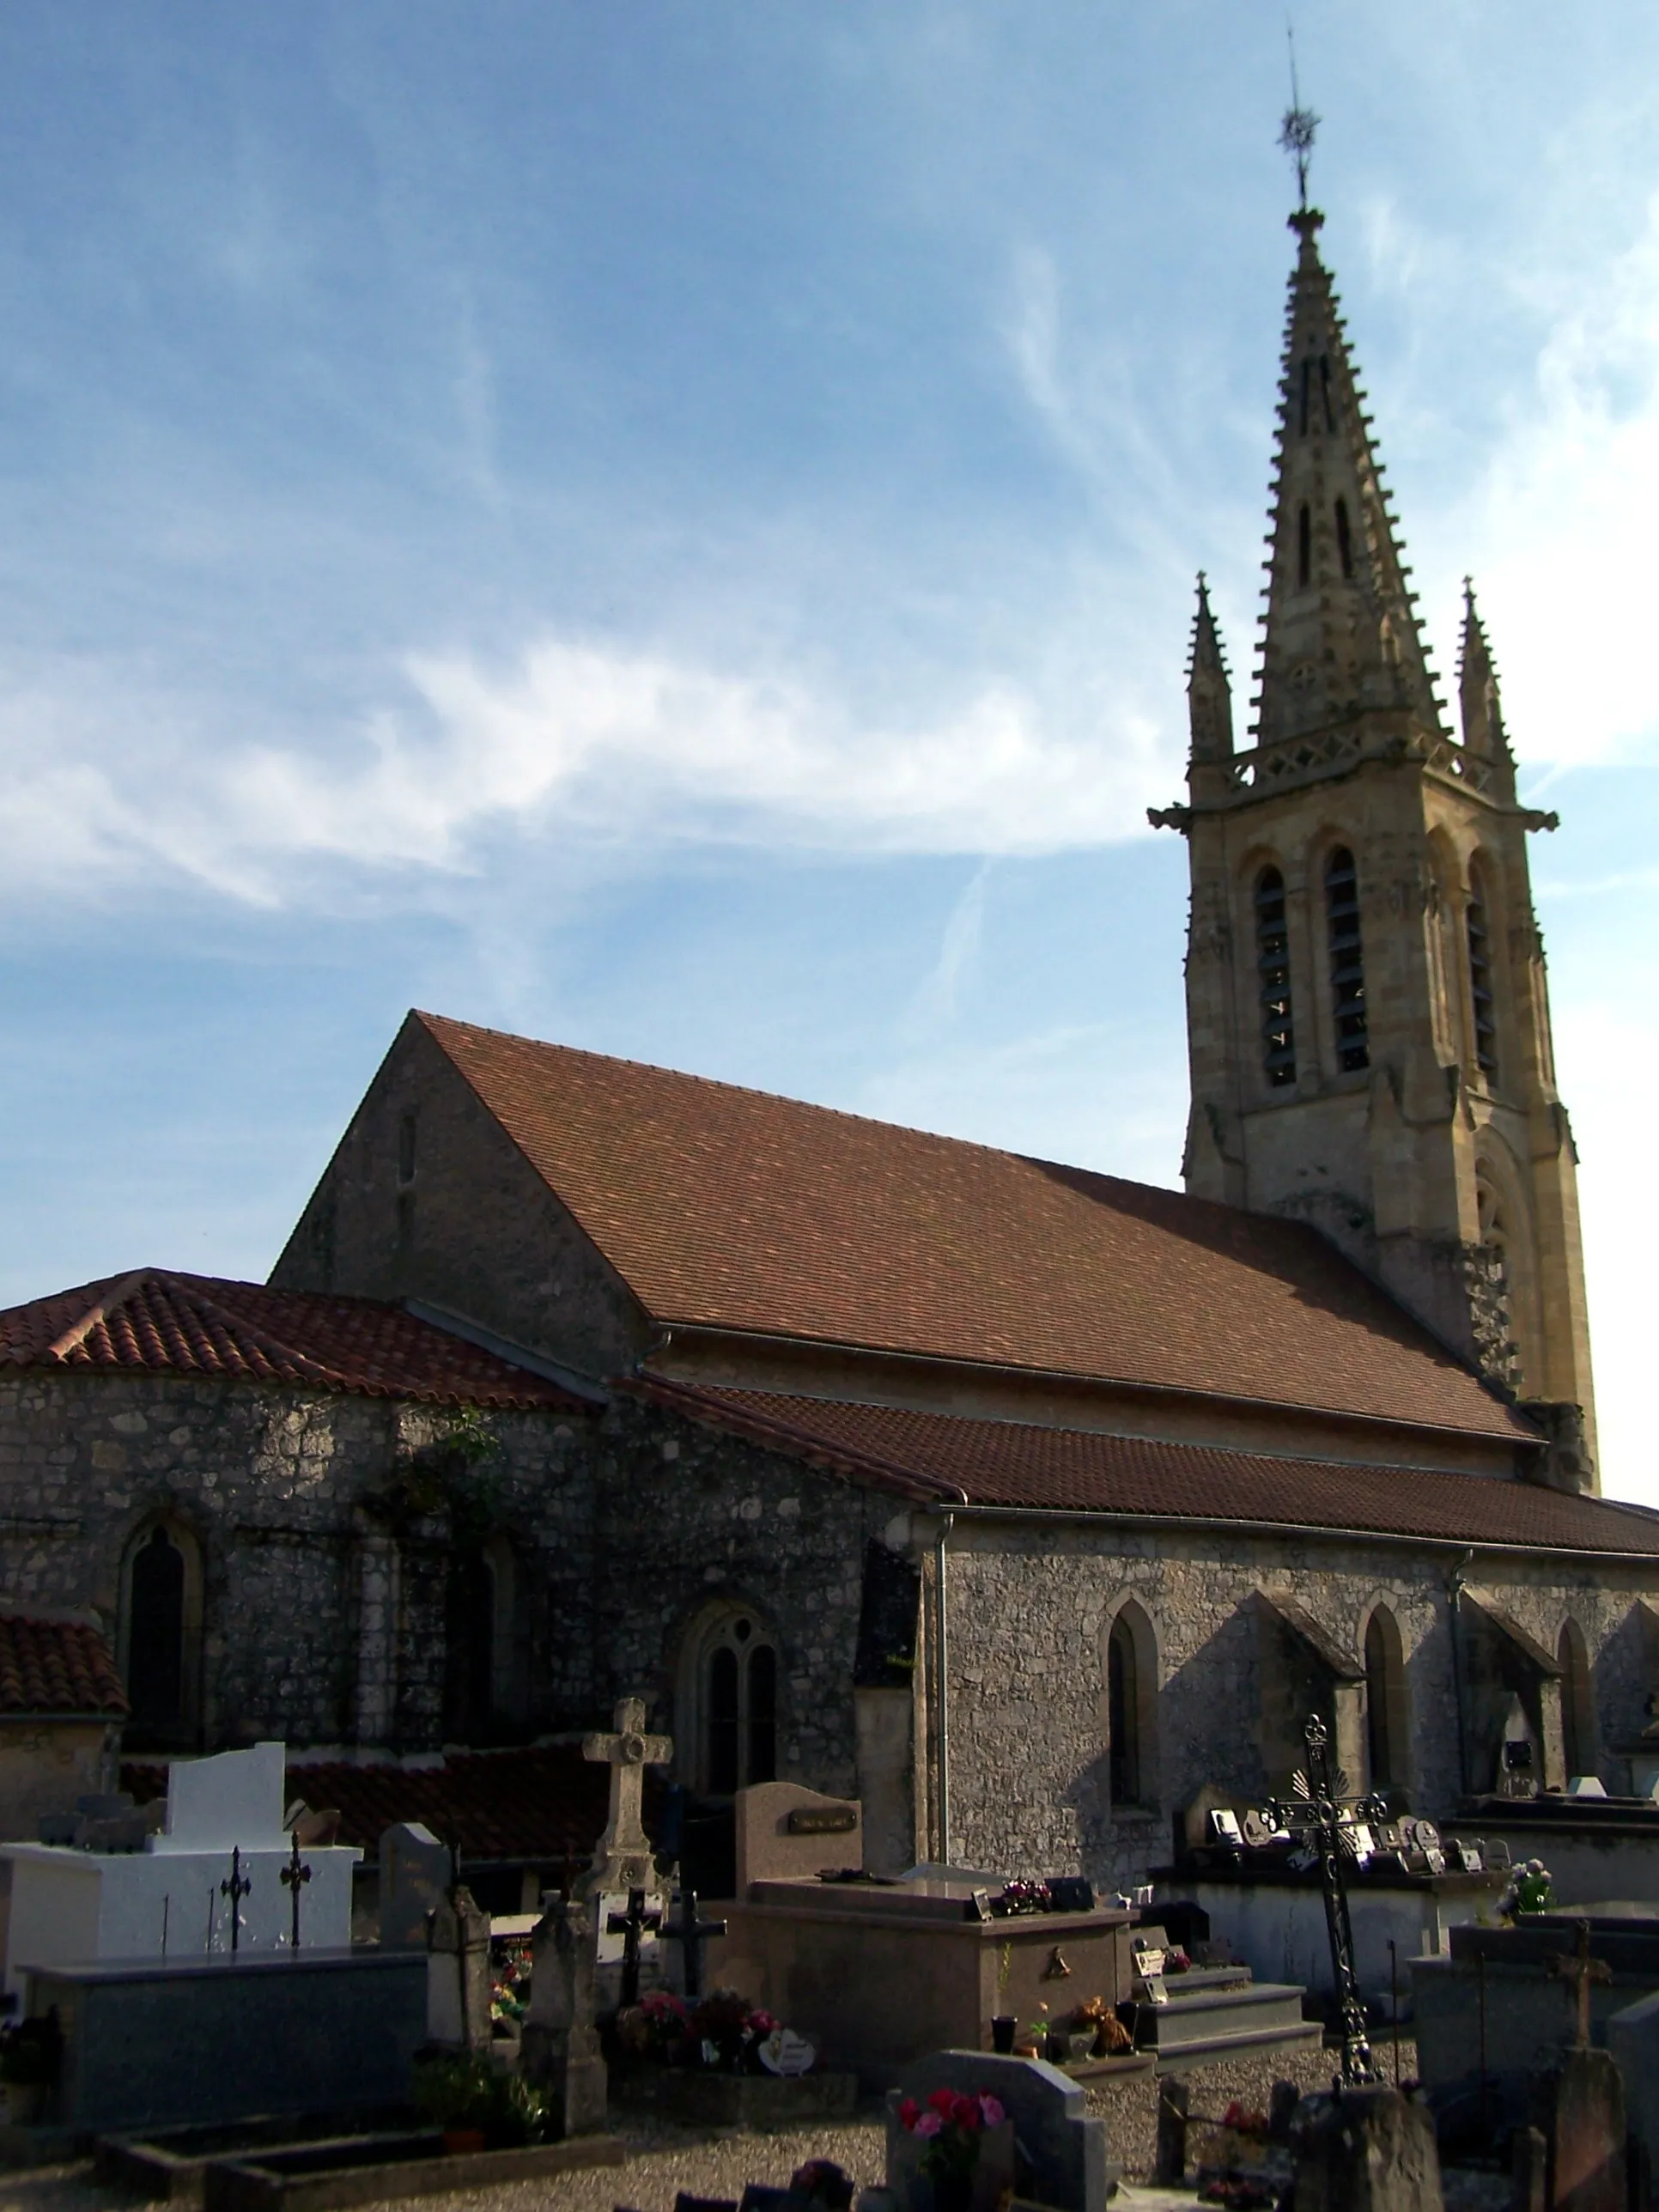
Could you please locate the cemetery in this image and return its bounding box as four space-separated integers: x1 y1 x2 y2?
0 1701 1650 2212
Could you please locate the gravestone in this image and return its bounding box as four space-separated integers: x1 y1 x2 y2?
426 1884 492 2051
577 1696 672 1899
734 1782 864 1893
1291 2086 1443 2212
380 1820 451 1950
1547 2048 1626 2212
521 1889 609 2136
1607 1990 1659 2209
885 2052 1115 2212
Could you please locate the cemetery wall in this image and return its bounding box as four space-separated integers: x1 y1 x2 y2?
939 1516 1659 1893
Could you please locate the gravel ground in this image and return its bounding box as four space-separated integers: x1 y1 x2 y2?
0 2041 1420 2212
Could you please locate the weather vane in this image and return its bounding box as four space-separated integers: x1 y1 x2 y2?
1279 25 1318 210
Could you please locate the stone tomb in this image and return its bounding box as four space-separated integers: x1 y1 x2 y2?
884 2052 1117 2212
1606 1989 1659 2207
2 1742 360 1994
1413 1912 1659 2085
735 1782 865 1893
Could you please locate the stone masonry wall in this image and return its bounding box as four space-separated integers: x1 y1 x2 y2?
940 1516 1659 1894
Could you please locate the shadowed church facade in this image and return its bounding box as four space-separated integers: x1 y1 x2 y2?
3 198 1657 1889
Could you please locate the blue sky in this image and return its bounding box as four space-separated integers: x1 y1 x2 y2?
4 5 1658 1498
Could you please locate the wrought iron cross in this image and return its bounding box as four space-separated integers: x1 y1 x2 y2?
220 1844 252 1956
662 1887 726 2002
1264 1712 1389 2085
1547 1918 1612 2050
281 1831 313 1951
606 1885 664 2008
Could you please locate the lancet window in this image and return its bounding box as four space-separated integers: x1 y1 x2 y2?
1467 885 1498 1079
1334 496 1353 579
1324 847 1369 1073
1297 503 1311 586
706 1612 777 1795
1255 866 1297 1088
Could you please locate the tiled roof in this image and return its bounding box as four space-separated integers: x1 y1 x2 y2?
122 1743 659 1867
0 1613 129 1717
418 1012 1530 1444
625 1378 1659 1557
0 1270 583 1413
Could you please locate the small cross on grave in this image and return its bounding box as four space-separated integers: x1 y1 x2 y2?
663 1887 727 2002
220 1844 252 1956
281 1830 313 1950
1263 1711 1390 2086
1547 1918 1613 2050
606 1885 664 2008
580 1696 673 1896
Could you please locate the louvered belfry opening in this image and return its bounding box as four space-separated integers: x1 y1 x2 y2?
1255 866 1297 1088
1467 891 1498 1079
1325 847 1370 1073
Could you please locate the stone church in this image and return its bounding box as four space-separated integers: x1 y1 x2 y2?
4 198 1658 1892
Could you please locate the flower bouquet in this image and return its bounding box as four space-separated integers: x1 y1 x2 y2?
898 2088 1008 2212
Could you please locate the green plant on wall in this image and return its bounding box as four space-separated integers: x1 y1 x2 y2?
364 1408 505 1538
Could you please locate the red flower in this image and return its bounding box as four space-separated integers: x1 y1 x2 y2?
927 2088 957 2118
951 2094 981 2131
899 2099 921 2130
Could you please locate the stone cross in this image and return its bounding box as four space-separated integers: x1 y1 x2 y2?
1547 1918 1613 2050
579 1696 672 1897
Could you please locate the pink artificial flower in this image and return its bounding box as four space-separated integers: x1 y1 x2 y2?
914 2112 944 2139
978 2095 1006 2128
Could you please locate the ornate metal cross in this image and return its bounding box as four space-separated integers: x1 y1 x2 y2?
662 1887 727 2002
220 1844 252 1955
606 1884 664 2008
1547 1918 1612 2050
1264 1712 1389 2085
281 1831 313 1950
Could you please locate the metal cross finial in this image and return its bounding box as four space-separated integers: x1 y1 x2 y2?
1279 27 1319 211
220 1844 252 1955
662 1887 727 2002
1547 1918 1612 2050
1263 1712 1389 2086
281 1830 313 1951
606 1885 664 2008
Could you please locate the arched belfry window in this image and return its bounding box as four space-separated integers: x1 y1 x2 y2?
682 1605 778 1796
1325 848 1369 1073
1255 867 1297 1089
1467 880 1498 1079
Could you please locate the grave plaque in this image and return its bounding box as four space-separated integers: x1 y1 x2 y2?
736 1781 865 1892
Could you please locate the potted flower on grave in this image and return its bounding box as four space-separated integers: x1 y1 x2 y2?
0 2015 61 2126
897 2087 1007 2212
411 2048 551 2152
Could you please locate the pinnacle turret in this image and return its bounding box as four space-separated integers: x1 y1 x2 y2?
1254 211 1443 750
1187 573 1233 762
1458 578 1517 801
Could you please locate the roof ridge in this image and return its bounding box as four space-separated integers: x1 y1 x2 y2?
46 1269 162 1362
166 1275 348 1388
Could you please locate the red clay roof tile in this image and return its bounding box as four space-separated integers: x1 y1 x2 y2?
625 1377 1659 1557
0 1270 581 1413
418 1012 1529 1444
0 1613 129 1717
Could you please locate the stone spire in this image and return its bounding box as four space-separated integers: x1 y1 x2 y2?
1187 573 1233 763
1457 577 1518 802
1255 210 1443 750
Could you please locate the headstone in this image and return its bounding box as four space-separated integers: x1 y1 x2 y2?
1511 2125 1547 2212
380 1820 453 1950
1607 1990 1659 2210
425 1884 492 2051
161 1742 289 1850
1548 2048 1626 2212
734 1781 864 1893
577 1696 672 1899
885 2052 1115 2212
521 1889 609 2136
1290 2086 1443 2212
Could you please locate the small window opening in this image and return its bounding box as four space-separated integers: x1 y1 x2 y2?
1467 893 1498 1079
397 1112 417 1186
1334 497 1353 579
1255 867 1297 1089
1325 847 1369 1072
1108 1615 1140 1806
129 1526 186 1726
1320 355 1335 431
1299 359 1311 437
1364 1614 1395 1789
1297 503 1311 587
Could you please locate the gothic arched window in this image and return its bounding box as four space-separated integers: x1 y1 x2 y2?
1255 867 1297 1088
1559 1618 1596 1782
1103 1598 1158 1812
686 1607 778 1796
121 1517 202 1746
1325 847 1369 1072
1334 497 1354 579
1467 877 1498 1079
1297 503 1311 586
1363 1607 1409 1793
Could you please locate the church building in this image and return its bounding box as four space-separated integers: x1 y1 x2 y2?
3 194 1656 1890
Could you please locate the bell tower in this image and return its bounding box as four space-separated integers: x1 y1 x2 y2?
1152 194 1598 1487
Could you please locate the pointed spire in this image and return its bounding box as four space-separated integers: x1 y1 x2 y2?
1254 214 1443 751
1459 577 1517 800
1187 573 1234 762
